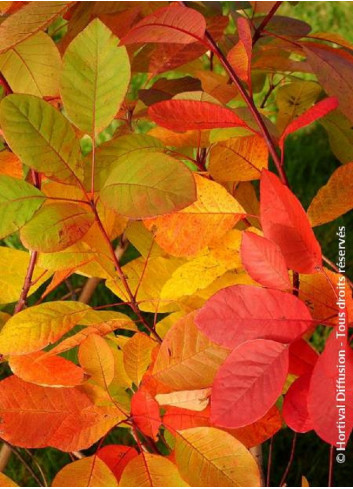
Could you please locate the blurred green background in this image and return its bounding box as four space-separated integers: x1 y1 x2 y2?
2 1 353 487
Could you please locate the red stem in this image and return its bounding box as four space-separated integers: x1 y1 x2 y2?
328 445 334 487
252 1 282 45
279 432 297 487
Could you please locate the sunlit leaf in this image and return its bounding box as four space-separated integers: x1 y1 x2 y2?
78 333 115 388
52 456 118 487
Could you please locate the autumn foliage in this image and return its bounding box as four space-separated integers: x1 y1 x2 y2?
0 1 352 487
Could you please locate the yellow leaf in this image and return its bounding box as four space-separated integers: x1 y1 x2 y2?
0 32 61 97
20 202 94 252
209 135 268 181
0 246 49 304
153 311 229 391
79 334 115 388
106 256 183 313
308 162 353 226
52 456 118 487
156 311 185 339
144 175 245 257
125 220 165 258
0 473 18 487
120 453 187 487
276 81 321 133
123 333 157 386
156 388 211 411
0 1 70 53
0 301 89 355
175 427 261 486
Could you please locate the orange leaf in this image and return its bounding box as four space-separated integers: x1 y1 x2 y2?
131 389 161 441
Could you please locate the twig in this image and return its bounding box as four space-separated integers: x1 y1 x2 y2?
266 436 274 487
252 2 282 45
279 432 297 486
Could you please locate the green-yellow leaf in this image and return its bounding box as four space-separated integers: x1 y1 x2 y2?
308 161 353 226
52 456 118 487
20 203 94 252
61 18 130 135
101 151 196 218
0 301 90 355
78 334 115 388
0 246 49 304
0 175 44 239
153 311 229 391
321 110 353 164
0 94 84 184
175 427 261 486
120 453 187 487
0 32 61 97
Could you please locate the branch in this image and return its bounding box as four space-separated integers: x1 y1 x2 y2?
252 1 282 45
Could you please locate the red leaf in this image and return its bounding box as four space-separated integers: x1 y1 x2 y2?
148 100 248 131
260 169 322 273
307 331 353 446
196 285 312 349
131 390 161 441
288 339 318 376
121 5 206 45
211 339 289 428
163 406 210 431
97 445 138 482
282 373 313 433
279 97 338 148
241 231 291 290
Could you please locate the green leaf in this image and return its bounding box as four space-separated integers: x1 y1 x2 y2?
321 110 353 164
0 32 62 97
0 94 84 184
100 151 196 218
60 18 130 135
86 134 164 191
0 175 44 239
20 203 94 252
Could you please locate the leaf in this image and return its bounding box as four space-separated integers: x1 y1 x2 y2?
0 246 48 304
209 134 268 181
275 81 321 133
308 162 353 226
304 43 353 123
260 169 322 273
123 333 157 386
0 32 61 97
279 97 338 148
152 311 229 391
175 427 261 486
61 19 130 135
320 110 353 164
120 453 187 487
148 99 248 131
52 456 118 487
144 174 245 257
0 175 44 239
100 151 196 218
0 150 23 179
307 332 353 446
0 473 18 487
89 134 164 191
156 388 211 412
163 406 211 431
131 389 161 441
122 4 206 45
20 203 94 252
288 339 318 376
0 1 70 53
0 301 89 355
282 373 313 433
241 231 291 290
227 17 252 84
9 351 85 387
211 339 289 428
226 405 282 448
0 94 84 184
97 445 138 482
196 285 312 349
0 375 123 451
78 334 115 388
